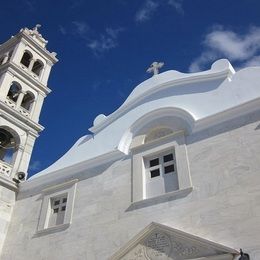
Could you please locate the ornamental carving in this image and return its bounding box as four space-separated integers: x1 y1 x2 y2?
171 239 200 257
144 232 171 259
117 225 231 260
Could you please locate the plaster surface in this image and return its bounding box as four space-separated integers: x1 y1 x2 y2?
2 111 260 259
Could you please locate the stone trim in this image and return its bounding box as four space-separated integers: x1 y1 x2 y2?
36 179 77 234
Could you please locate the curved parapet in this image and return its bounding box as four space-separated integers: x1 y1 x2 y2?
29 59 260 182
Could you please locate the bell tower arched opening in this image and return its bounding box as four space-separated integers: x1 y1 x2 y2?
32 60 44 76
21 91 35 111
0 128 19 166
7 82 21 103
20 51 32 68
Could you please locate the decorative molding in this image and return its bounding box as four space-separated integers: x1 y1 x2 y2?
42 179 78 194
193 96 260 133
89 63 232 134
127 187 193 211
0 175 18 191
0 29 58 64
19 30 58 63
0 61 51 95
0 102 43 134
34 223 70 237
37 180 77 234
21 150 125 194
110 222 239 260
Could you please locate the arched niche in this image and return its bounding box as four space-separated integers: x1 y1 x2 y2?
118 107 195 154
7 82 21 103
21 91 35 111
32 59 44 76
0 127 20 165
20 50 32 68
144 127 174 143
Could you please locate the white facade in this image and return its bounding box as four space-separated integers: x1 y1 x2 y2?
1 27 260 259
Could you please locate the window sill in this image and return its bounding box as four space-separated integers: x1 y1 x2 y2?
34 223 70 237
127 186 193 211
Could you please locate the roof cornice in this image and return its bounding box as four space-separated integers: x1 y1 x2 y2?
19 149 125 196
0 30 58 64
0 175 18 192
0 62 51 95
0 101 44 135
19 31 58 63
89 65 233 134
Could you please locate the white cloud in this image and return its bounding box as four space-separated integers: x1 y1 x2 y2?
135 0 159 23
59 25 67 35
168 0 184 14
72 21 89 37
244 56 260 67
106 27 124 39
135 0 184 23
87 27 124 55
189 26 260 72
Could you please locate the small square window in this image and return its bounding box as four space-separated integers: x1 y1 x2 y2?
150 169 160 178
37 179 78 234
150 158 159 167
163 153 174 162
132 132 192 203
54 200 60 206
164 164 175 174
49 195 68 228
143 149 179 199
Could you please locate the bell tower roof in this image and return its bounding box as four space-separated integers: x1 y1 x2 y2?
20 24 48 48
0 25 58 64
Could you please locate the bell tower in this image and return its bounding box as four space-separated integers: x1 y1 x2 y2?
0 25 58 183
0 25 58 253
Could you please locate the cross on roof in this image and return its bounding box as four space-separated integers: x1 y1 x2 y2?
147 61 164 76
33 24 41 32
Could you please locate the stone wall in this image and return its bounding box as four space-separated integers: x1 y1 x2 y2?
2 112 260 259
0 186 15 256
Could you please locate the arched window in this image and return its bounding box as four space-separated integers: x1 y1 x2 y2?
32 60 44 76
0 128 18 165
130 113 193 203
7 82 21 103
21 92 35 111
20 51 32 68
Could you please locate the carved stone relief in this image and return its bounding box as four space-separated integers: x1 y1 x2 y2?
144 231 171 259
120 229 228 260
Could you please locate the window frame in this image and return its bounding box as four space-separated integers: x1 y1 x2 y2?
145 150 177 180
36 179 77 235
131 131 192 207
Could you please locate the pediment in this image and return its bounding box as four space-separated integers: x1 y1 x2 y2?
110 222 238 260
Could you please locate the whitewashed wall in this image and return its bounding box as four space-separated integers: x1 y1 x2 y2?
2 110 260 260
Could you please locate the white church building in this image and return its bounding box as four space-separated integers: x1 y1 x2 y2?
0 27 259 260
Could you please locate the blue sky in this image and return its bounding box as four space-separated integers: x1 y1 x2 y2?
1 0 260 177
